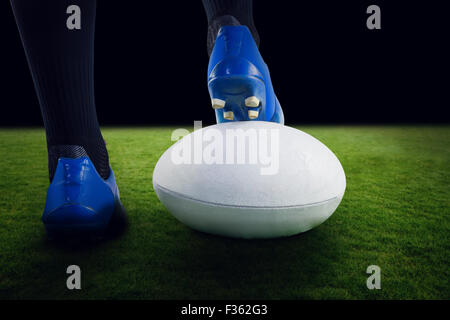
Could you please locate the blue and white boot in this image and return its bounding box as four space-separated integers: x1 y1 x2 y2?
42 152 127 239
208 25 284 124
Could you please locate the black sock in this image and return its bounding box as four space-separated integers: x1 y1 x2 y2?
201 0 260 55
10 0 110 181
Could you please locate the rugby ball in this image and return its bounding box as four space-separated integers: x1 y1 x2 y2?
153 121 345 239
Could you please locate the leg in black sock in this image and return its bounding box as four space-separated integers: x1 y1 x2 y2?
10 0 109 181
201 0 259 55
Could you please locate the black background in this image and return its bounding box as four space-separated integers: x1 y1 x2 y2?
0 0 448 126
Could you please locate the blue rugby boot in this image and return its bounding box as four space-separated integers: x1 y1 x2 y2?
208 25 284 124
42 149 127 239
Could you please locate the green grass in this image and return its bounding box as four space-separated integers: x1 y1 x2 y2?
0 126 449 300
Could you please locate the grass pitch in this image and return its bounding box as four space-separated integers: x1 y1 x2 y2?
0 126 448 300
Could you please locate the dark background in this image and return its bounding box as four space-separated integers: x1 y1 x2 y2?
0 0 448 126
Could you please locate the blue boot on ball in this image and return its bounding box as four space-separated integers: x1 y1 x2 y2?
208 25 284 124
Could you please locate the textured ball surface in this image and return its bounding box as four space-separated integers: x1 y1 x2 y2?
153 122 346 239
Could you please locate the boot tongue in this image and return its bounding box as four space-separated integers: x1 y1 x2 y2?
207 15 241 56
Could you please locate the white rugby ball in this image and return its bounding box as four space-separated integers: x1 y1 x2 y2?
153 121 345 239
